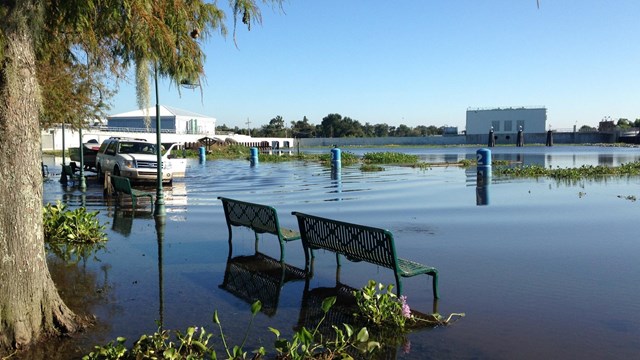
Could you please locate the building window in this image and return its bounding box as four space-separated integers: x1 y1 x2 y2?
504 120 512 132
492 121 500 131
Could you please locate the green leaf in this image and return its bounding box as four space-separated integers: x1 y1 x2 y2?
356 327 370 342
212 310 220 324
232 345 242 357
321 296 336 313
300 327 313 343
366 341 381 352
192 340 207 351
187 326 195 336
251 300 262 315
343 323 354 337
268 327 281 337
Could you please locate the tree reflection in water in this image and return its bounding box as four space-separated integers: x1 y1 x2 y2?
17 249 118 359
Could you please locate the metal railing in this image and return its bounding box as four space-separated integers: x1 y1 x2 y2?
466 106 546 111
87 125 211 135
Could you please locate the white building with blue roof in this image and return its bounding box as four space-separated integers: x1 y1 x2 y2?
107 105 216 135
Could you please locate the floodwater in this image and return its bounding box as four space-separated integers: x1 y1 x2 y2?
33 146 640 359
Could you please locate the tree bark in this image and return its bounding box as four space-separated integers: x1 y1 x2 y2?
0 5 81 355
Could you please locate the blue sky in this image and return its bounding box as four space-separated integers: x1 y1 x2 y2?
109 0 640 131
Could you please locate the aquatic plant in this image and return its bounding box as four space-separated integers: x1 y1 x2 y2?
271 296 379 359
354 281 410 329
362 152 419 165
318 150 359 166
43 201 107 263
84 299 379 360
354 280 465 330
84 301 265 360
493 161 640 180
617 194 637 202
360 164 384 172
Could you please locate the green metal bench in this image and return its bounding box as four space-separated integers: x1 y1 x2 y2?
292 212 439 298
60 164 80 185
218 197 301 262
110 175 154 211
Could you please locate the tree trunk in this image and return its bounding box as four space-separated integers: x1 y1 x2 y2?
0 5 81 355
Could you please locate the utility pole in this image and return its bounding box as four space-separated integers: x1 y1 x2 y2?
246 118 251 136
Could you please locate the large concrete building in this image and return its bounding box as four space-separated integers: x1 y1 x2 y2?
466 107 547 135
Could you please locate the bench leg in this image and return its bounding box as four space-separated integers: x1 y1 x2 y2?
397 273 439 299
395 274 403 297
147 195 154 211
254 232 260 253
114 192 121 208
303 247 313 276
278 241 286 263
431 272 439 299
226 224 234 259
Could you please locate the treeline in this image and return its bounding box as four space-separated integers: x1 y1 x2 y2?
216 113 449 138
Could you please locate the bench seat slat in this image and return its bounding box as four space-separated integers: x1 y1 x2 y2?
280 228 301 241
397 258 438 277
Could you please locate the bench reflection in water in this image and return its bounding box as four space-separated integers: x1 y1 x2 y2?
218 252 306 317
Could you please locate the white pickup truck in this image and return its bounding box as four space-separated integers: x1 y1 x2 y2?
96 137 173 183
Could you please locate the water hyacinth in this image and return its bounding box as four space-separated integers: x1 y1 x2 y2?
400 295 412 319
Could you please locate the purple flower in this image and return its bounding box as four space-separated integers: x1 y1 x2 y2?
402 338 411 354
400 295 411 318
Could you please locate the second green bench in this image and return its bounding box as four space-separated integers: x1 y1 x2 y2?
292 211 439 298
110 175 154 211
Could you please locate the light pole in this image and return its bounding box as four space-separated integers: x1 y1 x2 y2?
61 123 66 166
59 122 68 184
79 127 86 190
79 84 104 191
154 64 166 218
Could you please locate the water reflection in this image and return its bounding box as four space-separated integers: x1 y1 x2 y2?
476 167 491 206
22 256 118 359
156 217 165 327
329 166 342 202
218 252 306 316
38 147 640 359
330 146 640 169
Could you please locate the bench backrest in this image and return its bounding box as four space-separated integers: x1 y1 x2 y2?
218 197 281 235
61 165 74 176
111 175 132 195
292 212 399 271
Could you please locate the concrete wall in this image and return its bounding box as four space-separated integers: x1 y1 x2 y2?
465 131 613 145
298 136 466 147
299 132 614 148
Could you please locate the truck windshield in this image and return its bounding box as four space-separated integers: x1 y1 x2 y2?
119 142 156 155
